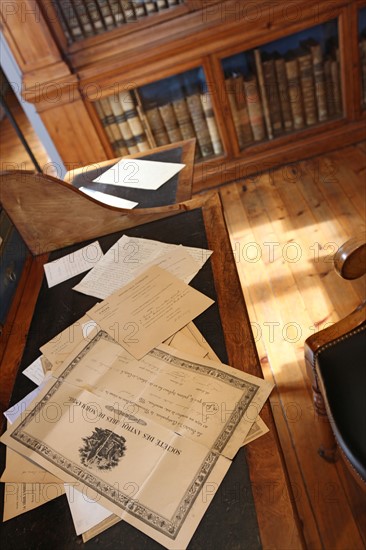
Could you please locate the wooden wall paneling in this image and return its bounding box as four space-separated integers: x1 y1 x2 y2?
0 0 69 84
38 98 109 168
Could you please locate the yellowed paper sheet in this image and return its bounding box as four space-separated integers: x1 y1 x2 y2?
40 313 98 371
87 265 214 359
1 382 230 549
1 334 272 548
0 447 62 484
50 334 272 458
3 482 65 521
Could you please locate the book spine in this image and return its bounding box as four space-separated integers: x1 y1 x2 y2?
107 94 139 154
285 58 305 130
274 57 293 131
158 103 183 143
98 97 129 155
254 49 273 139
233 74 253 144
172 97 196 140
323 57 335 117
298 51 317 126
262 57 283 135
118 90 150 152
243 75 266 141
200 93 223 155
330 53 342 114
145 107 170 146
186 92 214 158
310 43 328 122
225 77 246 148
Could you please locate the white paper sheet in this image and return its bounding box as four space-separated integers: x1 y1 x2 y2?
4 380 49 424
73 235 212 300
65 486 112 536
92 159 185 190
44 241 103 288
79 187 138 209
22 356 45 386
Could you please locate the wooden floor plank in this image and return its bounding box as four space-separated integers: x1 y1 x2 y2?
221 184 324 550
221 142 366 549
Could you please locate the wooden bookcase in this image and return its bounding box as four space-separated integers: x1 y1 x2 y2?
1 0 365 193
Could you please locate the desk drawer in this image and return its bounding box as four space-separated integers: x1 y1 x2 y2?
0 210 28 329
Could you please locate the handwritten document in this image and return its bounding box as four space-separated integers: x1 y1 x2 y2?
79 187 138 209
93 158 185 190
87 265 214 359
73 235 212 300
44 241 103 287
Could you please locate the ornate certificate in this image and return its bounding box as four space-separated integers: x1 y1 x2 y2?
1 332 272 548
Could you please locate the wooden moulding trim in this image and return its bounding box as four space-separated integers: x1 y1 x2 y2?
79 55 207 101
21 75 80 108
192 119 366 192
0 164 202 256
202 193 305 550
0 254 47 421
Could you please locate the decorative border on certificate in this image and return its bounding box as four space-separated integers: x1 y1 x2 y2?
11 425 219 540
9 330 260 540
148 347 260 453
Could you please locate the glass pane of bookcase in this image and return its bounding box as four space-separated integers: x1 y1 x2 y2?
359 7 366 110
221 19 342 149
94 67 223 161
53 0 185 44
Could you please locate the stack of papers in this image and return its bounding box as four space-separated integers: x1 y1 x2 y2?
0 235 272 549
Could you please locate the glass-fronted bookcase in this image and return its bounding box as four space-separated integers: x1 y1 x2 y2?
90 17 344 162
219 19 342 151
4 1 364 191
92 67 223 161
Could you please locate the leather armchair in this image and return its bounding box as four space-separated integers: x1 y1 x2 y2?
304 236 366 488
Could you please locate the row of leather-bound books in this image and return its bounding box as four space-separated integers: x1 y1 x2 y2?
54 0 183 43
226 39 343 148
360 31 366 108
95 89 223 159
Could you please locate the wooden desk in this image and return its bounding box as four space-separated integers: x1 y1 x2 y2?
0 190 304 549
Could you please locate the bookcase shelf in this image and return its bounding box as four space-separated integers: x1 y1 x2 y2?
2 0 365 192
